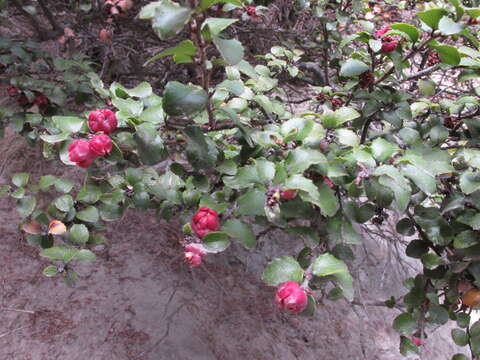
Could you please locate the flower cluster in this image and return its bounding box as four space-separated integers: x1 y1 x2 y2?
68 109 117 168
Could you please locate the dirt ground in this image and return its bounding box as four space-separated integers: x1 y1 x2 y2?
0 132 468 360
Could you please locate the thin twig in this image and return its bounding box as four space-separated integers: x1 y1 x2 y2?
0 307 35 315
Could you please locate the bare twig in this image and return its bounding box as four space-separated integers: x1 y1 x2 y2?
0 307 35 315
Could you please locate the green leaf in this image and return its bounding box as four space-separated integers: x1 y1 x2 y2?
448 0 465 20
312 253 353 301
418 79 436 97
39 132 70 144
399 336 420 356
139 0 193 40
184 125 219 170
335 106 361 126
38 175 57 191
421 253 443 269
235 188 266 216
406 240 429 259
76 185 102 204
466 8 480 18
452 354 468 360
203 231 230 252
393 313 416 335
222 218 256 248
212 35 244 65
76 206 99 223
391 23 419 42
134 122 167 165
371 138 397 162
163 81 208 116
55 178 74 193
460 170 480 195
336 129 360 147
396 218 415 236
438 16 464 35
42 265 58 277
451 328 469 347
417 8 448 29
52 116 85 133
284 174 339 217
432 44 461 65
54 195 73 212
375 165 411 211
40 246 78 262
402 164 437 195
68 224 89 245
203 17 238 35
262 256 304 286
224 159 275 189
17 196 36 218
74 249 96 262
112 98 143 117
286 148 327 174
339 59 369 77
127 82 153 98
144 40 197 65
12 173 29 187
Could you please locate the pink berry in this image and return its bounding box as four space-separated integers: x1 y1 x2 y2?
275 281 308 314
88 108 117 134
89 134 113 156
68 139 97 168
191 207 220 239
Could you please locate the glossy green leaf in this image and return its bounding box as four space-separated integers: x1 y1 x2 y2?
222 218 256 248
262 256 304 286
312 253 354 300
163 81 208 116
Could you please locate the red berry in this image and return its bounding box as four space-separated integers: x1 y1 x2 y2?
89 134 113 156
68 139 97 168
191 207 220 239
245 6 258 18
280 189 297 200
275 281 308 314
88 108 118 134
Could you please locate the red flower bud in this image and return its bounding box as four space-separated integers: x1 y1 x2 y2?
191 207 220 239
411 337 423 346
381 37 398 53
89 134 113 156
280 189 297 200
17 94 30 107
33 93 49 107
88 108 117 134
374 25 391 39
68 139 96 168
275 281 308 314
7 86 20 97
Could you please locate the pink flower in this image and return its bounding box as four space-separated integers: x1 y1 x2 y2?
184 243 206 267
275 281 308 314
